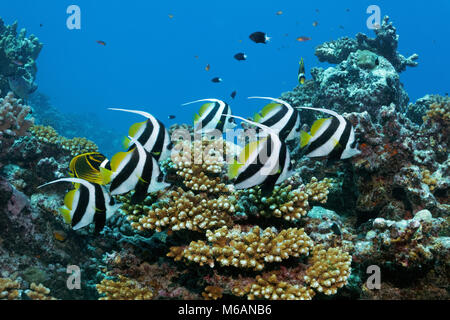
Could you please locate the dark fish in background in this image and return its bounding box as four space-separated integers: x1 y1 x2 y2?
234 53 247 61
12 60 24 66
96 40 106 46
331 223 342 236
40 23 43 27
231 91 237 99
205 64 211 71
276 11 283 16
211 77 222 83
249 32 270 44
312 21 319 27
168 115 176 119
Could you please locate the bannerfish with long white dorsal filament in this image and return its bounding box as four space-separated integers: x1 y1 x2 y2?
108 108 172 161
298 107 361 160
69 152 111 185
38 178 120 234
101 137 170 204
227 110 293 192
298 58 306 85
182 98 236 133
252 96 301 142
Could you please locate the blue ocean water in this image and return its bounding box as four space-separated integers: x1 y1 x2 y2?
1 0 449 141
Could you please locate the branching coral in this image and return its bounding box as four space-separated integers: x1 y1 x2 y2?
232 273 315 300
123 187 234 232
25 283 57 300
29 124 98 156
235 177 332 221
304 245 352 295
168 226 314 271
202 286 223 300
0 277 20 300
96 275 154 300
0 91 33 144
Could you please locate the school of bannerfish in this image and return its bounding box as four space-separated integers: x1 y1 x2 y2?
38 96 361 233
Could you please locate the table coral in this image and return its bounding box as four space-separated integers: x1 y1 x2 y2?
168 226 314 271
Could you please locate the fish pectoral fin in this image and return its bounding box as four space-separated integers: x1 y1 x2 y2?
100 167 113 185
59 207 72 224
122 136 131 150
333 138 341 147
228 160 244 179
64 190 76 210
300 131 312 148
137 175 149 184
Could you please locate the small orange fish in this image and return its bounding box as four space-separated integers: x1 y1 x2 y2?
312 21 319 27
276 11 283 16
296 36 311 42
96 40 106 46
168 14 174 19
205 64 210 71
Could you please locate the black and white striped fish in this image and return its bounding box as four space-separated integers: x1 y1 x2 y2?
69 152 111 185
252 96 301 142
109 108 172 161
101 137 170 204
228 99 294 191
38 178 120 234
182 98 236 133
299 107 361 160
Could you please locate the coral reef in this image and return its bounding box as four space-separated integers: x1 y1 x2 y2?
0 15 447 301
0 18 42 98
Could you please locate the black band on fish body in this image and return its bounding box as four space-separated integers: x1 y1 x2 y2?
328 118 352 160
93 185 107 234
130 151 154 204
110 148 140 193
71 185 90 228
304 116 340 156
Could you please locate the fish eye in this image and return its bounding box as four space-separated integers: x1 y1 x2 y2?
295 127 300 132
228 118 234 123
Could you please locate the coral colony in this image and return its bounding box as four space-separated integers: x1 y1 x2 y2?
0 15 448 301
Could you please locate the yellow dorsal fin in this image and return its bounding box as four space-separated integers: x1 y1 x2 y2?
239 139 262 164
64 189 76 210
228 160 244 179
198 103 212 116
300 131 312 148
193 113 200 124
254 113 262 123
110 150 132 172
128 121 145 138
310 118 330 136
261 103 281 117
59 207 72 224
100 167 113 185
